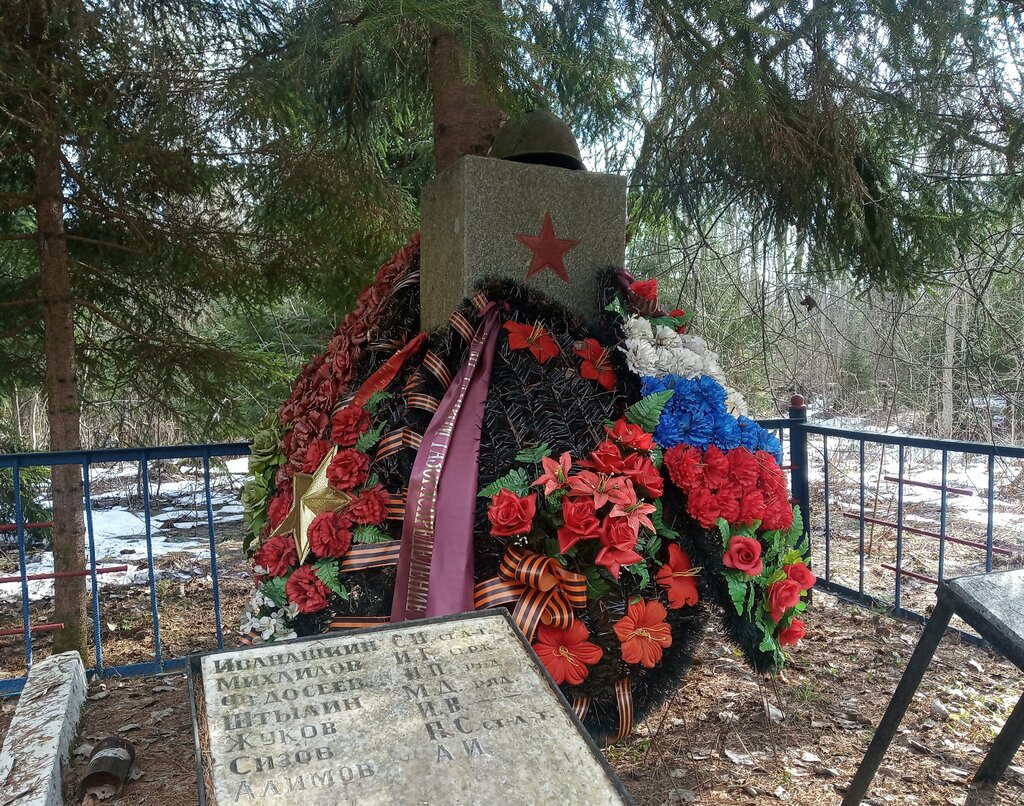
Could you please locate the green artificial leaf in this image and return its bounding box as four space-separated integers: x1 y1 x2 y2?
585 566 612 600
364 390 393 414
313 558 349 600
783 549 805 565
354 424 384 452
649 446 663 469
652 500 679 540
478 468 531 498
759 631 779 654
625 561 651 591
262 577 288 608
604 295 628 318
353 524 391 544
717 517 732 546
363 473 380 490
726 572 749 616
788 505 805 545
624 390 674 433
645 533 663 560
515 442 552 463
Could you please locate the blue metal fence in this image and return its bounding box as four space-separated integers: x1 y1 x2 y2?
0 443 250 694
1 407 1021 693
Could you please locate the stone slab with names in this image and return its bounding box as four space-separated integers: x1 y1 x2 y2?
189 611 634 805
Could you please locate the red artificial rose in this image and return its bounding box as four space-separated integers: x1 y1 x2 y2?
664 445 704 490
595 516 643 578
285 565 331 614
267 488 293 529
331 405 371 447
686 487 720 528
656 543 699 609
785 562 816 591
302 438 332 474
579 439 626 475
309 376 338 414
573 338 617 391
487 489 537 537
605 418 654 452
722 535 763 577
348 485 390 525
766 579 803 622
777 618 806 646
532 621 604 685
630 278 658 302
307 511 353 558
557 496 601 553
620 452 664 499
253 535 297 578
504 320 560 364
326 449 370 492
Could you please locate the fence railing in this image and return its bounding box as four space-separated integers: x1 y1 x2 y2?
1 407 1021 693
0 443 249 694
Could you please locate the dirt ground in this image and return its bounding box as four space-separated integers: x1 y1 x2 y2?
0 593 1016 806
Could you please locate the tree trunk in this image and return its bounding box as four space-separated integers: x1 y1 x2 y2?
940 286 958 439
429 26 504 173
33 1 88 660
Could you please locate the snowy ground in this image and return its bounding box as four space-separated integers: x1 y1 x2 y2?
0 456 250 601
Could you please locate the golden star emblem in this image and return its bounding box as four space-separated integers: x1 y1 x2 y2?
268 446 353 563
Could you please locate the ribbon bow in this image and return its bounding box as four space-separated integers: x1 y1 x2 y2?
474 547 587 641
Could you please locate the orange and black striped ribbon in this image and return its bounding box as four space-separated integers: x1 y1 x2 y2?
338 540 402 572
385 490 407 520
352 333 428 408
406 393 440 413
376 428 405 459
613 678 634 741
391 267 420 293
239 629 260 646
422 350 453 389
572 695 591 722
470 291 488 313
449 310 475 344
328 615 390 630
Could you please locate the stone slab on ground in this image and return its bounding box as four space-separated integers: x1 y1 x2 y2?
190 610 633 805
420 155 627 330
0 651 86 806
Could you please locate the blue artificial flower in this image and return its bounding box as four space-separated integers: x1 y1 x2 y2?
641 374 731 450
736 416 784 465
711 413 741 451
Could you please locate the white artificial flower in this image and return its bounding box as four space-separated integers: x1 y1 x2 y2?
726 387 749 416
668 347 706 379
622 338 659 376
653 324 682 349
623 315 654 341
678 334 708 355
281 602 300 620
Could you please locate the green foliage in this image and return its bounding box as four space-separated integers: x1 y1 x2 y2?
514 442 552 463
261 576 288 608
313 558 348 599
364 391 394 414
353 524 391 544
624 390 673 432
477 468 531 498
354 424 385 453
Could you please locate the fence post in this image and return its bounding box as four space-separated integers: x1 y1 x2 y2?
789 394 811 556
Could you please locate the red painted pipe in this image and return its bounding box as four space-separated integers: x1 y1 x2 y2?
841 512 1012 556
0 623 64 637
880 564 938 584
883 475 979 498
0 565 129 585
0 521 55 533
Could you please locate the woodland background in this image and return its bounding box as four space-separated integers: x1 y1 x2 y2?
2 1 1022 655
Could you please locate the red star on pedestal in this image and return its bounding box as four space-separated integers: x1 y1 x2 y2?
514 210 581 283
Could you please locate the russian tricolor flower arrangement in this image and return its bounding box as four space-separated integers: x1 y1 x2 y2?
239 237 813 742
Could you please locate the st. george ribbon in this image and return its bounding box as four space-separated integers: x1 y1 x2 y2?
390 302 503 622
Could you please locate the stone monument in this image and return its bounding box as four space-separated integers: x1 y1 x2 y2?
190 611 634 805
419 111 627 330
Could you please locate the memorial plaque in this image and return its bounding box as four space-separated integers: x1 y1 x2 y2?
189 611 634 805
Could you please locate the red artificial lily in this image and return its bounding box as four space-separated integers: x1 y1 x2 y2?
614 598 673 668
532 621 604 685
573 338 617 390
533 451 572 495
604 418 654 452
566 470 634 508
504 320 560 364
656 544 700 609
610 492 656 535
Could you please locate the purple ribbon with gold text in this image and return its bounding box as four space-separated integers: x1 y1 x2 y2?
391 304 502 622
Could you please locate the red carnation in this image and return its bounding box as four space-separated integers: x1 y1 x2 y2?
557 496 601 553
702 445 730 488
267 488 293 529
302 438 332 474
686 487 720 528
285 565 331 614
777 618 806 646
630 278 658 302
766 579 802 622
326 449 371 492
487 489 537 537
604 418 654 452
716 488 741 523
307 511 353 558
785 562 816 591
331 405 371 448
728 448 760 488
348 485 390 525
664 445 704 490
253 535 297 578
722 535 763 577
